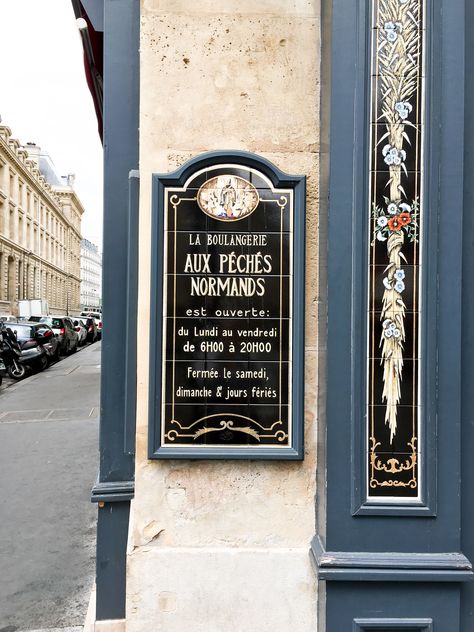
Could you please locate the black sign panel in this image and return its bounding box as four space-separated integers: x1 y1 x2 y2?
149 152 305 459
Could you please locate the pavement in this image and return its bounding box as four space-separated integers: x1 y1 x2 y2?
0 343 100 631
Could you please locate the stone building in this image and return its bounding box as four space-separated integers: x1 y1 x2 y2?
80 238 102 310
0 126 83 316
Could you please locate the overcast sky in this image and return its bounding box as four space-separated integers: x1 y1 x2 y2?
0 0 103 248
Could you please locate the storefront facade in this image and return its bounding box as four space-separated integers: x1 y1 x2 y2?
76 0 474 629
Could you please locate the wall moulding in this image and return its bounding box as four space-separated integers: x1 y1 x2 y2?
311 536 474 583
353 619 433 631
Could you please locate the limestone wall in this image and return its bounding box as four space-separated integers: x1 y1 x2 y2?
128 1 321 629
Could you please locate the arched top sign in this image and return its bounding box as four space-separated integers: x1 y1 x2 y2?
148 151 306 460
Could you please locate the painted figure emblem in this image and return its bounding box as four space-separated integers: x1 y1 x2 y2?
197 175 259 221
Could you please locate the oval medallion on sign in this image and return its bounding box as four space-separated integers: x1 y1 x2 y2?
197 175 259 221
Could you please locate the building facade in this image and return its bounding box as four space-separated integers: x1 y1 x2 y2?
0 126 83 316
74 0 474 631
80 238 102 310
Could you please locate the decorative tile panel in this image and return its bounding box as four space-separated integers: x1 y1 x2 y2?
367 0 425 499
148 154 305 460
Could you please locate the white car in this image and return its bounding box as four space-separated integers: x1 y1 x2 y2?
80 311 102 339
0 314 27 322
73 319 88 346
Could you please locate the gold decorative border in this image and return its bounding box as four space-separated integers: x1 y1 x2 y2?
369 437 417 489
165 414 288 443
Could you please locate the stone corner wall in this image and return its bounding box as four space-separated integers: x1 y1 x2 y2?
128 1 321 630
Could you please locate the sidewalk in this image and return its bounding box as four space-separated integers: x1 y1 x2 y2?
0 343 100 631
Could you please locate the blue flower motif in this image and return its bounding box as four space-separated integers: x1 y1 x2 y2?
382 145 406 166
382 319 400 339
384 21 402 42
395 280 405 293
394 269 405 281
395 101 413 120
387 202 398 215
377 216 388 227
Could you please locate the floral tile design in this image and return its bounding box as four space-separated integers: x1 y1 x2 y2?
367 0 424 499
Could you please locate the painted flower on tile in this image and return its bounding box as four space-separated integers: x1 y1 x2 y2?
382 319 402 339
399 212 411 225
395 101 413 120
394 269 405 281
372 199 419 243
384 21 402 42
388 216 403 231
383 273 405 293
382 144 406 166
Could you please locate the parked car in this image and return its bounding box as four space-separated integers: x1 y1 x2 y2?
79 317 98 343
0 314 27 323
73 319 88 346
37 324 61 363
29 315 79 355
80 310 101 319
81 311 102 340
6 322 59 374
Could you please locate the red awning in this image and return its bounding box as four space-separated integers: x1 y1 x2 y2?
71 0 104 141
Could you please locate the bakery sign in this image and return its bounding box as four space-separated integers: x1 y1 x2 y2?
148 152 305 459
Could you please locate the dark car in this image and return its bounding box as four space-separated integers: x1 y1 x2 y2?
29 315 79 355
7 322 60 372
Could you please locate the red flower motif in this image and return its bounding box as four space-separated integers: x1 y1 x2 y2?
388 216 403 231
399 212 411 226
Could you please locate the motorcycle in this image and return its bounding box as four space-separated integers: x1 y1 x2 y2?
0 322 26 379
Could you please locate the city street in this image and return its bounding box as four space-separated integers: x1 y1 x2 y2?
0 343 100 631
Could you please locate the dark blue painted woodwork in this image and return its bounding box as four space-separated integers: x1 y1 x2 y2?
94 0 139 621
318 0 473 629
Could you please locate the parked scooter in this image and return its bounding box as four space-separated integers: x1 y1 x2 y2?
0 322 26 379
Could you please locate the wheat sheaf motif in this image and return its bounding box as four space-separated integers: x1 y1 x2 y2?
372 0 421 442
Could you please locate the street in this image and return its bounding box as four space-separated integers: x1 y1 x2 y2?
0 343 100 631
